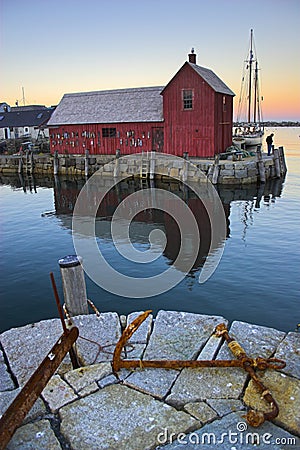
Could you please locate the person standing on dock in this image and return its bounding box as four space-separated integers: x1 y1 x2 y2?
266 133 274 156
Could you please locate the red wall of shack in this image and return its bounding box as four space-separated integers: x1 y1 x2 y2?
49 122 164 155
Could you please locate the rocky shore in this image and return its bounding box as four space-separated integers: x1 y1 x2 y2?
0 310 299 449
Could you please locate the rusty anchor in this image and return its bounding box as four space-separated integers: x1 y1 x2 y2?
112 310 286 427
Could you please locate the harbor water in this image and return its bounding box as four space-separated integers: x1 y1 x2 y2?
0 128 299 333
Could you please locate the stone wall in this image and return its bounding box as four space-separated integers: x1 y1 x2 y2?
0 151 285 185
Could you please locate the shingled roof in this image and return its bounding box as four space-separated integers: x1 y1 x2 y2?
0 107 54 128
48 86 164 126
188 63 235 96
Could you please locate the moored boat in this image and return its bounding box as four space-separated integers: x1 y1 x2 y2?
233 29 264 150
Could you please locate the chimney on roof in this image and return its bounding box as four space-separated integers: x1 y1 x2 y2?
188 48 196 64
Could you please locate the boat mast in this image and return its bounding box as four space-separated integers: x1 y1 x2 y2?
253 61 258 124
247 29 253 123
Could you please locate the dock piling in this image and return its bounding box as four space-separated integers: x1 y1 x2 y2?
278 146 287 175
84 150 89 177
53 151 59 175
256 145 266 183
59 255 89 317
273 148 281 178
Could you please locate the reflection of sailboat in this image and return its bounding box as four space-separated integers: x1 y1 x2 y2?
233 29 264 150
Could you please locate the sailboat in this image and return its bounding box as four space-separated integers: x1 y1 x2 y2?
233 29 264 149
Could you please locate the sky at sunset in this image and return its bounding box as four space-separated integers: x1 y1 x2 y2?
1 0 299 121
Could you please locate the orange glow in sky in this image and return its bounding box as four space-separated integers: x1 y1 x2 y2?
1 0 299 121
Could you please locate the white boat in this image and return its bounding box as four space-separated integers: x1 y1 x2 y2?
233 29 264 150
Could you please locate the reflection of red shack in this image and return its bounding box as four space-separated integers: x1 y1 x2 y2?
163 198 211 273
53 179 229 275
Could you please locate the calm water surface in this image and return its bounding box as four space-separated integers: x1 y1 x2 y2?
1 128 299 332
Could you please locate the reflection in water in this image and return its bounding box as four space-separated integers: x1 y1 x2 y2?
51 175 284 277
0 173 285 279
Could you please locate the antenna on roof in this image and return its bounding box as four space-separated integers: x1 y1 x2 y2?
22 87 26 106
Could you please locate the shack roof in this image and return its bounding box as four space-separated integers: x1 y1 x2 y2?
0 107 54 128
48 86 164 126
161 62 235 96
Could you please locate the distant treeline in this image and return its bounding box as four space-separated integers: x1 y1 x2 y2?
234 121 300 127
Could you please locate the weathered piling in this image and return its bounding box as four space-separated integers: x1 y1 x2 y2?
273 148 281 178
113 149 120 178
279 146 287 175
18 156 23 174
84 150 89 177
149 151 155 180
53 151 59 175
58 255 89 316
211 154 220 185
256 145 266 183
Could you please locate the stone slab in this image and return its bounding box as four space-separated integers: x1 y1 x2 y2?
243 370 300 436
0 319 69 386
216 321 285 361
126 311 153 359
0 347 14 391
63 362 112 394
144 311 226 360
73 312 121 365
206 399 245 417
59 384 199 450
0 388 46 424
98 374 118 388
159 411 300 449
41 374 78 412
274 332 300 379
197 334 223 360
166 367 247 407
183 401 217 424
125 368 179 399
6 420 61 450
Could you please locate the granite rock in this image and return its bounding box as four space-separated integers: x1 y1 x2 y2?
63 362 112 393
183 401 217 424
144 311 226 361
125 368 179 399
166 367 247 407
125 311 153 359
217 321 285 360
59 384 199 450
206 398 245 417
243 370 300 436
73 313 121 365
41 374 78 412
0 388 46 423
0 319 65 386
274 332 300 379
6 420 61 450
0 347 14 391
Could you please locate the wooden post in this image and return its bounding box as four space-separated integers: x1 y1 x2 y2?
114 149 120 178
53 151 59 175
84 150 89 177
59 255 89 317
30 151 34 174
211 154 220 185
279 146 287 174
273 148 281 178
256 145 265 183
18 156 23 174
149 151 155 180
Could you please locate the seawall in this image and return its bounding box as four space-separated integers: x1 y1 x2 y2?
0 149 287 185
